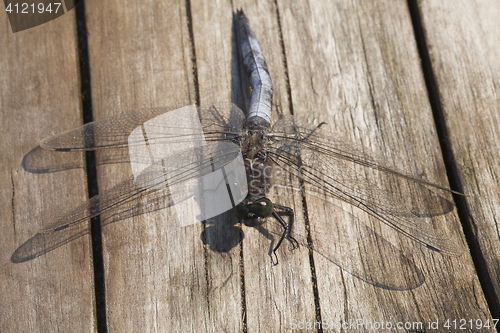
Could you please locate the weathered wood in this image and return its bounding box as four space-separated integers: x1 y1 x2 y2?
83 0 210 331
3 0 498 331
229 2 318 332
275 0 491 331
0 11 95 333
189 2 245 332
418 0 500 313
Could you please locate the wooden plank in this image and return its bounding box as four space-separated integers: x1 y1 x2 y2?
0 10 95 333
189 2 244 332
8 0 492 331
275 0 492 330
418 0 500 314
82 0 214 331
227 2 318 332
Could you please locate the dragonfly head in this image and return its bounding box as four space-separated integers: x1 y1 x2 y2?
234 197 274 227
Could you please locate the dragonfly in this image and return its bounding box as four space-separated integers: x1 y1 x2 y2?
17 11 462 275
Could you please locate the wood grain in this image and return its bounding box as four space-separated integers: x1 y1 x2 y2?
189 2 244 332
418 0 500 312
0 10 95 333
83 0 208 331
2 0 498 331
276 0 491 330
227 2 318 331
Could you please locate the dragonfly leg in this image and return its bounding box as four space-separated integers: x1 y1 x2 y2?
273 204 299 249
271 206 299 262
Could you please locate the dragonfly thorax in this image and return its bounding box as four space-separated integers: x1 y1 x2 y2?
244 157 273 196
242 116 270 159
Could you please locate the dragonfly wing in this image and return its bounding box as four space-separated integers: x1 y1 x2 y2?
270 116 463 195
12 180 190 263
266 209 425 290
40 141 242 233
40 102 245 151
268 118 460 255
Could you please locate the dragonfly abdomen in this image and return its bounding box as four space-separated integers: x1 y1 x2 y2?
235 10 273 127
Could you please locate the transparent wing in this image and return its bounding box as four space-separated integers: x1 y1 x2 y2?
269 116 463 195
40 102 245 151
12 178 193 263
266 206 425 290
40 142 241 233
268 116 460 255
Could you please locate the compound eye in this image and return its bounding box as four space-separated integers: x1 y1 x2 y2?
249 198 273 218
